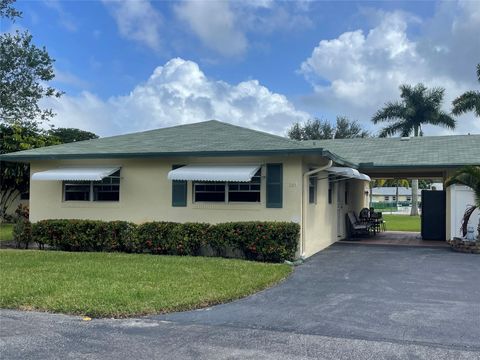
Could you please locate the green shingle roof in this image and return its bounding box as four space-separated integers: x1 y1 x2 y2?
304 135 480 169
0 120 331 160
1 120 479 169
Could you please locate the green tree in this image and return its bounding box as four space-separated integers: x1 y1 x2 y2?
0 123 59 219
288 116 369 140
0 0 62 125
372 83 456 216
48 128 99 143
0 0 63 220
445 166 480 239
452 64 480 117
335 116 370 139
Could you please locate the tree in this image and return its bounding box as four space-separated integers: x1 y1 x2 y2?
0 0 62 125
0 123 59 219
335 116 370 139
0 0 64 219
288 116 369 140
452 64 480 118
48 128 98 143
445 166 480 239
372 83 456 216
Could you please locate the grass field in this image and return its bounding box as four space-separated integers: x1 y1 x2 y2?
383 214 421 232
0 224 13 242
0 250 292 318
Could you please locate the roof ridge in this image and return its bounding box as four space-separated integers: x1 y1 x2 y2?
207 120 305 147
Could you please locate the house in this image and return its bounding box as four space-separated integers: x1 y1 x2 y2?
372 187 422 204
1 120 479 257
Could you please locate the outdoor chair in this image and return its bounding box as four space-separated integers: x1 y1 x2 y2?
347 212 371 238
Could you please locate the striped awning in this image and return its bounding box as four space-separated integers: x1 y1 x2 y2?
32 167 120 181
327 167 371 181
168 165 260 182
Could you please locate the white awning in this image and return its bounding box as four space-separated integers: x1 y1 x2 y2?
32 167 120 181
327 166 370 182
168 164 261 182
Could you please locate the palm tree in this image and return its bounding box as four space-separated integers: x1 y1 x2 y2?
445 166 480 240
372 83 456 215
452 64 480 117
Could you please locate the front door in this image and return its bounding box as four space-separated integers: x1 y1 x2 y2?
337 181 345 238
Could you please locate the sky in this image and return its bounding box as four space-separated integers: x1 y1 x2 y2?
4 0 480 137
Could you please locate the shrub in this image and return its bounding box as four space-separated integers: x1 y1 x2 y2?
13 204 32 249
31 219 300 262
32 220 137 252
214 222 299 262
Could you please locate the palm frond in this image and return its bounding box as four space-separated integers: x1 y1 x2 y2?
452 91 480 117
378 121 409 137
372 102 407 124
426 112 456 129
460 205 477 237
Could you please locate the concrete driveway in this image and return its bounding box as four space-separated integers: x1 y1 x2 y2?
1 244 479 359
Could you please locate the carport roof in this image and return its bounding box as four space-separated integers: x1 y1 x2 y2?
304 135 480 170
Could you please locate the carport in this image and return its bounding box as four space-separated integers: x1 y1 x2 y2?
307 134 480 241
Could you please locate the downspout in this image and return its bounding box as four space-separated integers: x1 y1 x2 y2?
300 160 333 258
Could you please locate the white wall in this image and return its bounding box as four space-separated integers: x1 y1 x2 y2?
448 184 479 239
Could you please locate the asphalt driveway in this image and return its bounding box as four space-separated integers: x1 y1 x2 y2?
1 244 480 359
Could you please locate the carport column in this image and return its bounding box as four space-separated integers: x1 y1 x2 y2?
301 160 333 258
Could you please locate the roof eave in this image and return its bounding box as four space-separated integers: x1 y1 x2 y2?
1 147 355 165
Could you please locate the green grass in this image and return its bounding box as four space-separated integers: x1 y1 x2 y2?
0 224 13 242
0 250 292 318
383 214 421 232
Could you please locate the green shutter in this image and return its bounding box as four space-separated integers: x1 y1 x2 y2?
266 163 283 208
172 165 187 207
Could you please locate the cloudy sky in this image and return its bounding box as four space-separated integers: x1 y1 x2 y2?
7 0 480 137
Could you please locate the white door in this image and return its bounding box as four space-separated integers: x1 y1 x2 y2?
337 181 345 238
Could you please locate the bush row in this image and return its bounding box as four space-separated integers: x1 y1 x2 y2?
26 220 299 262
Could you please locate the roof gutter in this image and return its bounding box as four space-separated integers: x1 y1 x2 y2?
300 160 333 258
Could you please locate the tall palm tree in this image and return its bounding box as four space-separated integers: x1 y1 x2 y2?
452 64 480 117
445 166 480 240
372 83 456 215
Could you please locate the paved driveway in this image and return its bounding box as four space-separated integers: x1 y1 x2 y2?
1 244 480 359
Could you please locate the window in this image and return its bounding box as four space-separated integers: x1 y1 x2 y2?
64 182 91 201
20 192 29 200
328 175 333 204
392 196 396 201
93 171 120 201
194 170 261 203
308 173 317 204
64 170 120 202
406 196 411 201
384 196 389 201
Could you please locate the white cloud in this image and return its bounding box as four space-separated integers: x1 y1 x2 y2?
174 1 312 57
299 3 480 135
174 1 247 57
45 58 310 137
102 0 162 51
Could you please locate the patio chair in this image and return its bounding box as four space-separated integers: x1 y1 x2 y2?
347 212 371 238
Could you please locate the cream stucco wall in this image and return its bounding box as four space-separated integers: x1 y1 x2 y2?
302 159 369 257
29 156 369 258
30 156 305 224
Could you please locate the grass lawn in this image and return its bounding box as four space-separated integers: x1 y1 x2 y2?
383 214 421 232
0 250 292 318
0 223 13 242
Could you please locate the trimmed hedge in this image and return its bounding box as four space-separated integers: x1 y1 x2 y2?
30 220 299 262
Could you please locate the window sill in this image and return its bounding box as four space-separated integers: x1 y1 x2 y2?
192 202 264 210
